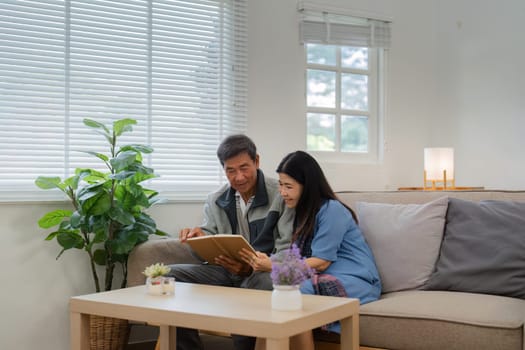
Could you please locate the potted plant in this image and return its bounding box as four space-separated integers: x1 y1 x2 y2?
270 244 314 311
35 118 167 349
143 263 175 295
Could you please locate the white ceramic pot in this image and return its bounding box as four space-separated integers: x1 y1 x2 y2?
271 285 302 311
146 276 175 295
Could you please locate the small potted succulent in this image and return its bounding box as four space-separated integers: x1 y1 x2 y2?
143 262 175 295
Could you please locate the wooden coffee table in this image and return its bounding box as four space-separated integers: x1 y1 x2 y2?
70 282 359 350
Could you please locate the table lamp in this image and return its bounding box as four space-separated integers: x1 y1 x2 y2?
424 147 455 190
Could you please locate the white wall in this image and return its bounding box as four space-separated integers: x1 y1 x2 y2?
2 1 525 349
432 0 525 189
249 0 437 191
0 201 203 350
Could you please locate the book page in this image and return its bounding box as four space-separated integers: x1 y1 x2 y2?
185 234 256 264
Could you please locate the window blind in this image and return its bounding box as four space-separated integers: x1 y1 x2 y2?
298 1 392 48
0 0 247 201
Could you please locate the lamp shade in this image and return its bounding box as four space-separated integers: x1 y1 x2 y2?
424 148 454 180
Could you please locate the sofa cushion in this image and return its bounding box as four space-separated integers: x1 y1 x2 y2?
127 238 202 287
359 290 524 350
425 198 525 299
356 197 448 293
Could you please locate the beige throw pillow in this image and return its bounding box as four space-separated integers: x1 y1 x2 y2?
356 197 448 293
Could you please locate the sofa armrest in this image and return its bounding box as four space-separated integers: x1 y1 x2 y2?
127 237 202 287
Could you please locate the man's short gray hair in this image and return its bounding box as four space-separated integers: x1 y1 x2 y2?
216 134 257 166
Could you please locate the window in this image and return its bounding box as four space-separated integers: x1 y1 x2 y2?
306 44 378 154
0 0 247 202
299 2 391 163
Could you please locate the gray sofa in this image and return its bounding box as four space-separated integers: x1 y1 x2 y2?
127 190 525 350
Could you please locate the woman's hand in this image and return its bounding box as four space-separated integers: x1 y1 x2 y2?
239 248 272 272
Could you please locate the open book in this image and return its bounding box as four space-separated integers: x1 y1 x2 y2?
185 234 256 264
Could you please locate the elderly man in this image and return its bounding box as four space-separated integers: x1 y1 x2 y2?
168 134 292 350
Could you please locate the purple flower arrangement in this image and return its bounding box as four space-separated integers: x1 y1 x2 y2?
270 244 314 286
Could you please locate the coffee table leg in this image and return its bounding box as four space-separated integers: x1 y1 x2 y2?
70 312 90 350
159 325 177 350
339 313 359 350
265 337 289 350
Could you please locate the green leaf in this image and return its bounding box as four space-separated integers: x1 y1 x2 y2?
93 249 107 266
82 171 108 184
136 231 150 244
82 192 112 216
84 118 109 132
83 151 109 162
143 188 157 196
120 144 153 154
110 150 137 171
57 232 85 250
64 174 80 190
35 176 66 191
112 253 127 263
38 210 73 228
69 210 82 228
73 169 106 183
90 214 110 232
44 231 59 241
113 118 137 137
77 189 101 203
89 220 109 243
109 206 135 226
113 185 132 210
155 229 169 236
109 230 139 255
75 168 104 178
92 229 108 244
149 195 168 206
130 163 155 176
125 173 156 189
136 213 156 232
133 222 155 236
110 171 135 181
58 220 74 231
83 118 112 144
121 188 149 209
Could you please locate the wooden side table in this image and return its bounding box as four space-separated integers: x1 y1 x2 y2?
70 282 360 350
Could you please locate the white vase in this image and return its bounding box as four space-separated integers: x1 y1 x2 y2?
271 285 302 311
146 276 175 296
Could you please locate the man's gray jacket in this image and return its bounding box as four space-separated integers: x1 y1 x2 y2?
200 169 293 255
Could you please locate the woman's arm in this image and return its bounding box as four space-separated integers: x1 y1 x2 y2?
306 257 331 272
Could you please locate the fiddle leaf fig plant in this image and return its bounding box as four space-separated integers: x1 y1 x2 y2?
35 118 167 292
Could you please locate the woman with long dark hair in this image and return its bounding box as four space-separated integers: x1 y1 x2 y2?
275 150 381 349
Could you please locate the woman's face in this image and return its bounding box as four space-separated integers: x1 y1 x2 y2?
278 173 303 208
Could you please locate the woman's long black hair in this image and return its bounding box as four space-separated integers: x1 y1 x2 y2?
276 150 357 244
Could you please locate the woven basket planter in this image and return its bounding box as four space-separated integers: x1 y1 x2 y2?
89 315 130 350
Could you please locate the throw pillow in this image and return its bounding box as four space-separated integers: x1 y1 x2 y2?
425 198 525 299
356 196 448 293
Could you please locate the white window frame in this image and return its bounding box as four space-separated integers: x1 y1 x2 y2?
306 45 385 163
298 1 391 164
